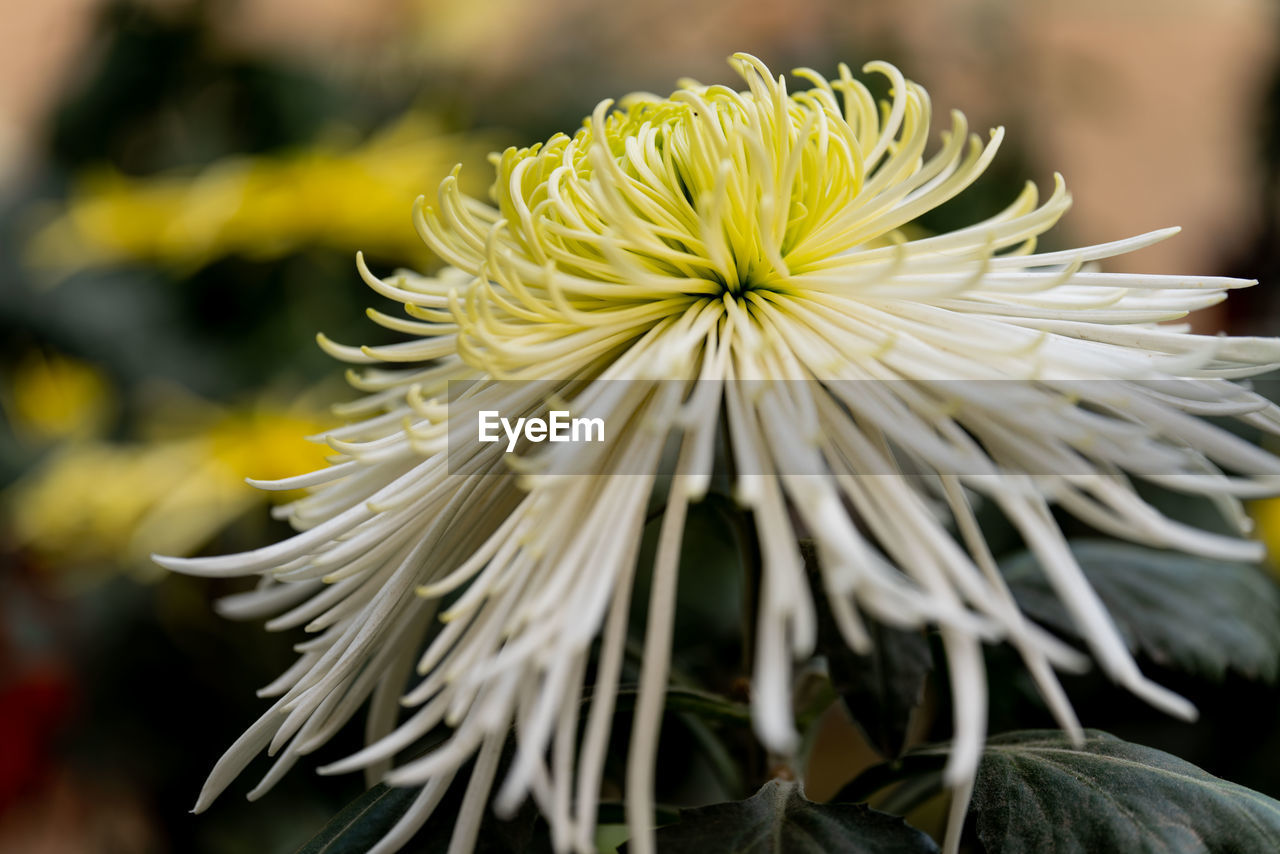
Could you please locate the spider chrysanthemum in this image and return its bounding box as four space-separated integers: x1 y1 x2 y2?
159 54 1280 854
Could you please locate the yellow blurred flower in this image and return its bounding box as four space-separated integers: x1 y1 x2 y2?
5 351 114 443
25 112 493 274
1251 498 1280 573
7 403 331 580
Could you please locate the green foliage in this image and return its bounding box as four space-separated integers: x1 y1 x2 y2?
637 779 938 854
296 780 554 854
295 783 418 854
808 540 934 759
822 618 933 760
1002 540 1280 680
611 685 752 725
955 730 1280 853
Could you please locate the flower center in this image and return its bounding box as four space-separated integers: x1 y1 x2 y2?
474 56 880 312
410 54 961 376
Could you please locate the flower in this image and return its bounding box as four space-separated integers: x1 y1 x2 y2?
157 54 1280 854
5 351 114 444
25 112 493 275
1253 497 1280 573
10 399 329 582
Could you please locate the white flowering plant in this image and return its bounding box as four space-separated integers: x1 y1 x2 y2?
160 54 1280 853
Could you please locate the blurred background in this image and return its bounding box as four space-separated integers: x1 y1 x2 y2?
2 0 1280 850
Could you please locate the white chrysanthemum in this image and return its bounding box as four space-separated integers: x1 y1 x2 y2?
159 53 1280 854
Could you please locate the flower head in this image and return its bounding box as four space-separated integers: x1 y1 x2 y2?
159 54 1280 854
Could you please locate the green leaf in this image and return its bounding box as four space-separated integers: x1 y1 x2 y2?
951 729 1280 854
808 542 933 757
635 779 939 853
295 783 417 854
610 684 753 726
830 753 947 807
295 777 553 854
1001 539 1280 680
827 619 933 759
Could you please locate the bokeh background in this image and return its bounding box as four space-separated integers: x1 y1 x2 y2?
3 0 1280 850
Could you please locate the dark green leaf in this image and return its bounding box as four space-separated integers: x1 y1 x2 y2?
598 801 682 826
295 775 553 854
829 620 933 759
635 779 939 853
295 783 417 854
1001 540 1280 680
831 753 947 806
808 542 934 757
948 729 1280 854
610 684 753 725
